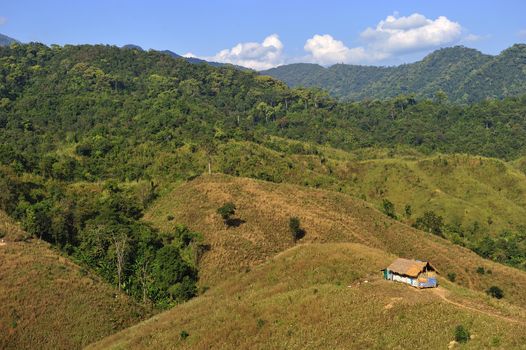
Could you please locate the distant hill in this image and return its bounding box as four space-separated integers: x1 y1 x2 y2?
0 33 18 46
261 45 526 103
120 44 248 69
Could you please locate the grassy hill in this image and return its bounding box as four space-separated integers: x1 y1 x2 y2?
88 242 526 349
261 45 526 103
213 140 526 243
142 175 526 307
0 211 148 350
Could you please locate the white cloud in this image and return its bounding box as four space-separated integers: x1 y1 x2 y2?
188 13 472 69
194 34 284 70
0 16 7 26
302 13 464 66
360 13 462 54
303 34 370 65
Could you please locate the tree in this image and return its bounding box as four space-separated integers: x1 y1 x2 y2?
486 286 504 299
217 202 236 226
111 230 129 290
414 211 444 236
289 216 305 241
382 199 396 219
455 325 470 343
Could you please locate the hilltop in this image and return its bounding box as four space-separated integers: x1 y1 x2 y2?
143 175 526 306
0 211 148 350
261 45 526 103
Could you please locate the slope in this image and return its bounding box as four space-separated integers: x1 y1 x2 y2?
214 141 526 242
0 211 148 350
88 243 526 349
143 175 526 307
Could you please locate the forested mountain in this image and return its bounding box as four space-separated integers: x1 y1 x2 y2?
0 33 18 46
262 45 526 103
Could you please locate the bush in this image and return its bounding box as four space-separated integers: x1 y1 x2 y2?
476 266 485 274
289 216 305 241
447 272 456 282
455 325 470 343
486 286 504 299
382 199 396 219
180 330 189 340
217 202 236 225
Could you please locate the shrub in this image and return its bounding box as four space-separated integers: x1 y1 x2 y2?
476 266 485 274
217 202 236 226
455 325 470 343
167 214 175 221
180 330 189 340
486 286 504 299
256 318 266 329
404 204 412 218
289 216 305 241
382 199 396 219
447 272 456 282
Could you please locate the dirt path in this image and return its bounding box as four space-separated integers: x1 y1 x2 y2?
431 287 525 324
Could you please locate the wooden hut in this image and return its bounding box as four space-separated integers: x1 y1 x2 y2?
383 258 438 288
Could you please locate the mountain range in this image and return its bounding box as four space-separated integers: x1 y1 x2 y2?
261 44 526 103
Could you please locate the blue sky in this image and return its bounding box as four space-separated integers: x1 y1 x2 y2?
1 0 525 69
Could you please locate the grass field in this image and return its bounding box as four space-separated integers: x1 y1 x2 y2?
88 243 526 349
0 211 148 350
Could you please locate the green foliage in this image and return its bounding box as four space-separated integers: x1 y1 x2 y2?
263 45 526 104
476 266 485 274
486 286 504 299
404 204 412 218
413 211 444 237
447 272 457 282
289 216 305 241
217 202 236 224
180 330 189 340
454 325 470 343
381 199 396 219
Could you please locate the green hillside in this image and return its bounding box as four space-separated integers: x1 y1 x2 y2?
261 45 526 103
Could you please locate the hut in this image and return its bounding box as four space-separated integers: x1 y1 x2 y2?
383 258 438 288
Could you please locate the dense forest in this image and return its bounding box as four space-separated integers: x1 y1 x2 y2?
1 43 526 306
262 45 526 103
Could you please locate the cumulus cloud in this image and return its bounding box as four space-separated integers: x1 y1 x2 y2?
192 34 284 70
302 13 463 66
303 34 370 65
189 13 471 69
360 13 462 54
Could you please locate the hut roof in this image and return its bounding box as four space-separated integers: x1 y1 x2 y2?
386 258 437 277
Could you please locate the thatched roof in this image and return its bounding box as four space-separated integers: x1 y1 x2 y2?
386 258 437 277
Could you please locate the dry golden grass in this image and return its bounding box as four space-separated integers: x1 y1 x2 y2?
0 213 148 350
89 243 526 350
144 174 526 308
